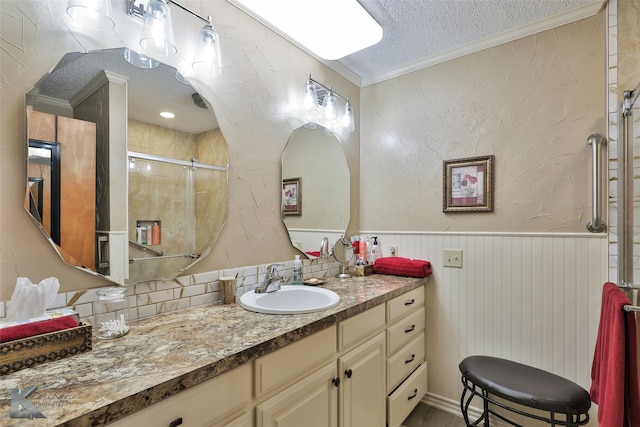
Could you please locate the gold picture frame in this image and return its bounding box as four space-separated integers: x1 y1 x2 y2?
443 155 494 213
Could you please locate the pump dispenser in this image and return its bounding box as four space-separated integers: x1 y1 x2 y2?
292 255 303 285
370 237 380 263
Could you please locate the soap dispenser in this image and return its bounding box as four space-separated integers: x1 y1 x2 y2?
292 255 303 285
370 237 380 263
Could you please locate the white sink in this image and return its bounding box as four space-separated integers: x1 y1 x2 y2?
239 285 340 314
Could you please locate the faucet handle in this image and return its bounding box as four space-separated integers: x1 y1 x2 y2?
266 264 282 277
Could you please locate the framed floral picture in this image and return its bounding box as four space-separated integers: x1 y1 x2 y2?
443 155 494 213
283 177 301 215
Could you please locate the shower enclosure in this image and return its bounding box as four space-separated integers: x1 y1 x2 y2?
127 152 227 284
618 81 640 295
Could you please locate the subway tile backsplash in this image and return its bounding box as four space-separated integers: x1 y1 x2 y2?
0 257 339 329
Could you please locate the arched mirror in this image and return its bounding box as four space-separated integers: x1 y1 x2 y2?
25 48 228 285
281 124 350 257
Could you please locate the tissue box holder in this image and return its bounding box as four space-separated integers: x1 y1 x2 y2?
0 324 92 375
347 264 374 276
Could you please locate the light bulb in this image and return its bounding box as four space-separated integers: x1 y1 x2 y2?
139 0 177 56
322 92 338 124
193 20 223 76
342 99 355 133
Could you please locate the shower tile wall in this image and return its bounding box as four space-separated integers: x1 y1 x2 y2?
127 119 227 283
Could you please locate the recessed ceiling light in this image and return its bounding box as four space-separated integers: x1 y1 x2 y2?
160 112 175 119
230 0 382 60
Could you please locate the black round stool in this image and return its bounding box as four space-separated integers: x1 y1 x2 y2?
459 355 591 426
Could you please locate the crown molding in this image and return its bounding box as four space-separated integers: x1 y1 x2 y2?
359 0 604 87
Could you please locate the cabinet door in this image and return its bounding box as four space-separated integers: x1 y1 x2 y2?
108 364 251 427
339 332 386 427
256 362 337 427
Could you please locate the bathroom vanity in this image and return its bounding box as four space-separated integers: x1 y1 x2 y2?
0 275 427 426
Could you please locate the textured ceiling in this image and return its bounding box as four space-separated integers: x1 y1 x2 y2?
327 0 606 85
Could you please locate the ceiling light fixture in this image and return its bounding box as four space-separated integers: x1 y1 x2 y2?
303 75 355 133
230 0 382 60
127 0 222 75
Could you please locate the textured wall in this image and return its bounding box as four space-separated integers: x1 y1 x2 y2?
360 13 605 233
0 0 360 297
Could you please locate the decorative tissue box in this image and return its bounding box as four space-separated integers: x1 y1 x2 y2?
347 264 374 276
0 324 92 375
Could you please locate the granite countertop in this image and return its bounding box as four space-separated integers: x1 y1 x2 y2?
0 274 425 426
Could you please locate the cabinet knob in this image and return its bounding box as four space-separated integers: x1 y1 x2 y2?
345 369 353 378
404 354 416 364
332 377 341 387
407 389 418 400
169 418 183 427
405 324 416 333
404 298 415 306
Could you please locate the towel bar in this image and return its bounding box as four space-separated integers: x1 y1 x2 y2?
623 305 640 312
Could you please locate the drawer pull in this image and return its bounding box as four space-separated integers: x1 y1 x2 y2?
404 298 416 306
405 354 416 364
407 389 418 400
332 377 341 387
345 369 353 378
169 418 183 427
405 324 416 333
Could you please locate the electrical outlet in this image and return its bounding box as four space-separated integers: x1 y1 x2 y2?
390 245 398 257
443 249 463 268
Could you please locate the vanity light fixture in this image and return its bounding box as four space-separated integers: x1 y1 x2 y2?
127 0 222 75
160 111 175 118
303 75 355 133
66 0 115 30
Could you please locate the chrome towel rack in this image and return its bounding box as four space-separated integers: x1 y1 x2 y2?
587 133 607 232
617 282 640 312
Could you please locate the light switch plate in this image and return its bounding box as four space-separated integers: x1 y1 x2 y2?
443 249 463 268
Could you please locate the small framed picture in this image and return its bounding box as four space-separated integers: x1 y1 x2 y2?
443 155 494 213
283 177 301 215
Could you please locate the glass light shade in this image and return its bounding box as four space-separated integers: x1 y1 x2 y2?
66 0 114 30
192 23 223 76
123 48 160 69
322 92 338 124
140 0 177 57
303 82 319 112
342 100 355 133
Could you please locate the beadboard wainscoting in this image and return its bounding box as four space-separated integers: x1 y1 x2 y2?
363 231 607 423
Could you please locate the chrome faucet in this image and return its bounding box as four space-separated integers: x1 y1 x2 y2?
320 237 329 258
255 264 284 293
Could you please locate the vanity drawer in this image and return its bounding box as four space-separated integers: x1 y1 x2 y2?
255 325 336 398
338 303 385 351
386 307 425 356
387 362 428 427
387 334 425 394
386 287 424 324
108 363 252 427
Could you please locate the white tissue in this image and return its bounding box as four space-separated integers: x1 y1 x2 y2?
6 277 60 322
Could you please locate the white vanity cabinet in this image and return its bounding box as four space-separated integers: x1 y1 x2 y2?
385 286 428 427
108 363 252 427
256 304 387 427
108 283 426 427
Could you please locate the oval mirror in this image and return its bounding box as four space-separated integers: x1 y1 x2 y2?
281 124 350 257
25 48 228 285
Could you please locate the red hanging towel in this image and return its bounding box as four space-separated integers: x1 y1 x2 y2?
590 282 640 427
373 257 432 278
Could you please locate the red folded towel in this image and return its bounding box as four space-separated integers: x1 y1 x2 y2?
373 257 432 278
590 282 640 427
0 316 79 343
